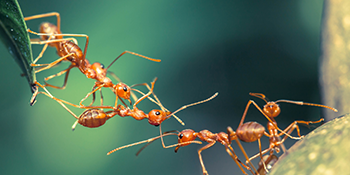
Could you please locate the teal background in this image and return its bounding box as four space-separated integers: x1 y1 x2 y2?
0 0 329 175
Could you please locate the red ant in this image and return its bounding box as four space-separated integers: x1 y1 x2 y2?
37 77 217 131
236 92 337 173
107 126 258 175
36 78 159 130
24 12 160 106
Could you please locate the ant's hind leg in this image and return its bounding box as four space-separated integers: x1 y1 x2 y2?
44 65 73 89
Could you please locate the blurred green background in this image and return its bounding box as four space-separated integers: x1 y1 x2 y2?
0 0 329 175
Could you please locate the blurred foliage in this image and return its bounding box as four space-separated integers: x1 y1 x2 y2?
0 0 334 175
0 0 35 92
269 114 350 175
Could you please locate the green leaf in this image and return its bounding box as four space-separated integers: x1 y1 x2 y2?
0 0 36 93
268 114 350 175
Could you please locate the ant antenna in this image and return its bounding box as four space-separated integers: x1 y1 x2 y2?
274 99 338 112
135 130 178 156
249 92 269 103
106 51 161 70
107 132 202 155
164 92 219 120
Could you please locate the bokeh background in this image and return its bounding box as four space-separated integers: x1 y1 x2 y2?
0 0 333 175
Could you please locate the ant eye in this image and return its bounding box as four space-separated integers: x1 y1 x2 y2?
155 111 160 115
100 64 105 69
179 133 183 139
123 86 128 92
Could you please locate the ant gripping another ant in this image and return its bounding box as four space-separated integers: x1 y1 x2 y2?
36 77 160 130
36 77 217 132
236 92 337 174
24 12 160 106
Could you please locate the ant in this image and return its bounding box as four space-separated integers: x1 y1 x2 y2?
240 92 338 138
108 126 258 175
37 77 217 131
236 92 337 173
36 78 159 130
24 12 160 106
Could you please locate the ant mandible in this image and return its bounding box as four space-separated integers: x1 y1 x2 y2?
25 12 160 106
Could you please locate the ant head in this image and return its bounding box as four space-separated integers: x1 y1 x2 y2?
114 83 131 100
175 129 197 153
148 110 171 126
263 102 280 118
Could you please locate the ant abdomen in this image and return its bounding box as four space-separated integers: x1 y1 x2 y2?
236 122 265 142
57 41 83 63
78 109 110 128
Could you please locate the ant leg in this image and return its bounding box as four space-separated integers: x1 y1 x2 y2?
277 118 324 138
198 142 216 175
248 147 272 164
227 127 259 174
24 12 61 30
258 139 268 174
27 31 89 61
29 35 78 66
32 53 74 74
37 90 114 110
71 120 79 131
99 88 104 106
225 144 249 175
257 154 279 175
131 82 184 126
30 84 39 106
31 34 53 65
28 29 77 65
44 65 74 89
80 84 104 106
88 85 104 106
132 78 157 107
89 85 98 106
30 37 78 46
31 81 78 119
